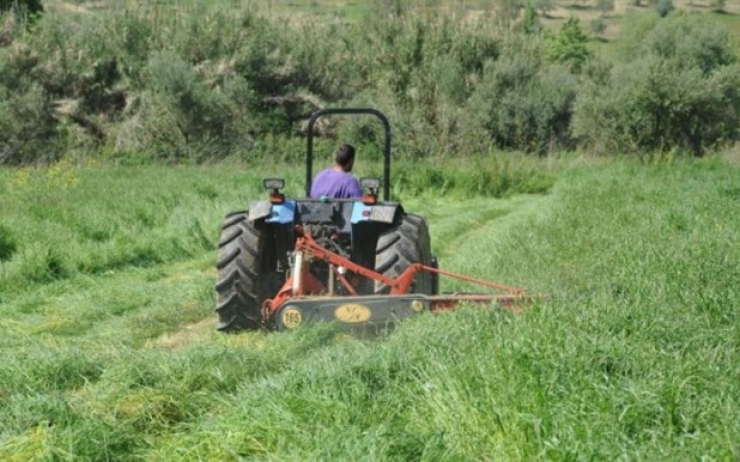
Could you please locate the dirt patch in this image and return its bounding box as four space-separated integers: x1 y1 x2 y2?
45 1 93 14
45 0 111 14
144 318 215 349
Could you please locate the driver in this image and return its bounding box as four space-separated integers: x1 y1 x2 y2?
310 144 362 199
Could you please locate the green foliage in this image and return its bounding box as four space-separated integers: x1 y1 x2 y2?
495 0 524 28
337 16 502 159
117 51 249 161
0 5 510 163
591 17 607 36
470 52 578 153
0 0 42 16
573 15 740 155
544 18 593 73
0 83 61 164
522 2 541 34
711 0 726 12
391 152 556 198
655 0 675 17
0 3 737 163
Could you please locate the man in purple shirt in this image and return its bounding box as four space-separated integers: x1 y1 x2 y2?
310 144 363 199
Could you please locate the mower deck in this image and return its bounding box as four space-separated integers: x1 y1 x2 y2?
273 293 529 331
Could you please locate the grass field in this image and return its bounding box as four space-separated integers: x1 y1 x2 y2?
1 154 740 460
3 4 737 460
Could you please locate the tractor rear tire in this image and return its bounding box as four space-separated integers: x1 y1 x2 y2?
216 211 274 332
374 213 434 295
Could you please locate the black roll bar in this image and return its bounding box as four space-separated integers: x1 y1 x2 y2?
306 108 392 201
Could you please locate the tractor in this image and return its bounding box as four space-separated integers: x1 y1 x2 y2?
215 108 526 332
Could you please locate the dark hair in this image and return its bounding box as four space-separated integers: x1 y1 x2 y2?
334 144 356 167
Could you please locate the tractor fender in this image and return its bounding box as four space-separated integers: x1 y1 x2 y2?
247 201 272 221
351 202 403 225
248 200 296 224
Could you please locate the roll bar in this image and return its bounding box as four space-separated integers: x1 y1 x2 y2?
306 108 392 201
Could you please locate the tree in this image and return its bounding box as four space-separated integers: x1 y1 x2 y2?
573 15 740 156
545 18 592 73
470 56 578 153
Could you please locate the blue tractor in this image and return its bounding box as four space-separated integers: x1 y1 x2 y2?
215 108 438 331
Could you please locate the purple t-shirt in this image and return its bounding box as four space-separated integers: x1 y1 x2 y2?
310 169 362 199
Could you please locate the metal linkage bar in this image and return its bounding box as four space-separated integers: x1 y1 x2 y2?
263 226 531 323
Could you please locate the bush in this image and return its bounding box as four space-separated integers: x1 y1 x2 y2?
711 0 726 12
333 16 502 159
469 54 578 154
544 18 592 73
116 52 243 161
573 15 740 155
0 83 61 164
0 3 737 162
655 0 674 17
591 17 607 36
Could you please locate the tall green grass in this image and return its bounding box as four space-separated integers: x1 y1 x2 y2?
0 155 553 295
2 156 740 460
0 161 294 295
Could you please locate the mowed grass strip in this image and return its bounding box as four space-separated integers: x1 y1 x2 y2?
1 157 739 459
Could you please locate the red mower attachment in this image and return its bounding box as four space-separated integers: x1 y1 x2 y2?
262 226 532 331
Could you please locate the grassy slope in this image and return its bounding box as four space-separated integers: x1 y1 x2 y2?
1 156 739 460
